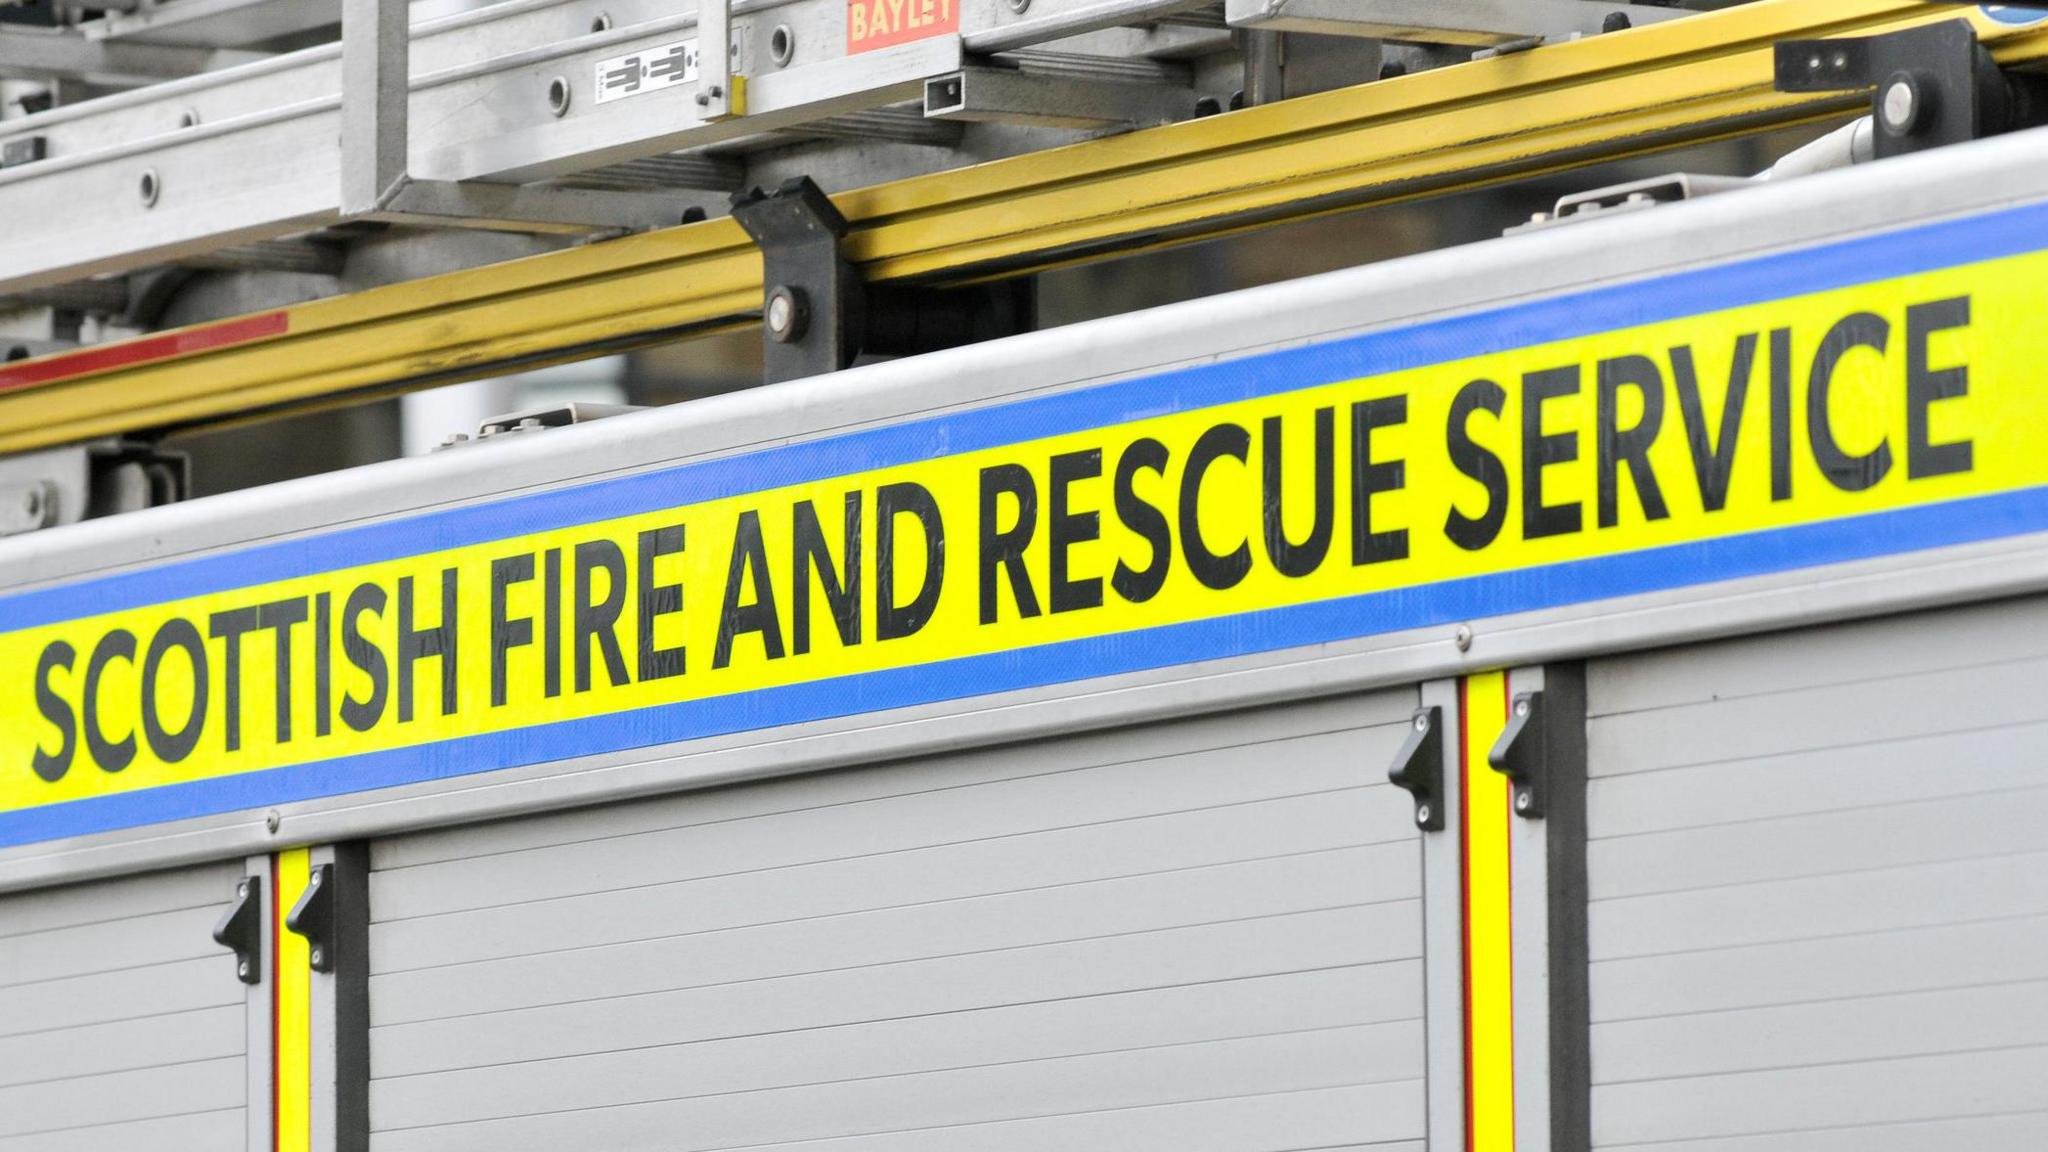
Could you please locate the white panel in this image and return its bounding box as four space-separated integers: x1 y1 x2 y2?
1586 600 2048 1148
368 692 1428 1151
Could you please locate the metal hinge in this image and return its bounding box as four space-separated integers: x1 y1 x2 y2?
286 862 336 973
212 874 263 985
1489 690 1548 819
1387 704 1446 831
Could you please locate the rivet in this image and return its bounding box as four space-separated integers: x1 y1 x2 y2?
265 809 281 834
1415 803 1432 825
1454 624 1473 652
1515 790 1533 812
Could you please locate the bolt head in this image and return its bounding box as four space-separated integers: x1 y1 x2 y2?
1881 76 1919 133
1415 803 1432 825
1515 790 1533 812
765 286 809 343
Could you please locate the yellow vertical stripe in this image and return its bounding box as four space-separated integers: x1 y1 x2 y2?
1463 671 1516 1151
275 848 312 1152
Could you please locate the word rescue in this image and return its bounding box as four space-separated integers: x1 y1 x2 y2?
2 266 2030 824
847 0 955 53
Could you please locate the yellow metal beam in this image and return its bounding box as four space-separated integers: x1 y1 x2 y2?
0 0 2031 455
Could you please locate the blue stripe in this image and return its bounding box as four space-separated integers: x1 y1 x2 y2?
4 196 2048 630
7 483 2048 847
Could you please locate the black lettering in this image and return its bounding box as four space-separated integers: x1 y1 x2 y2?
979 463 1040 624
573 541 629 692
1351 396 1408 566
1596 355 1670 528
257 598 308 744
1181 423 1253 590
340 583 388 733
876 482 944 641
714 511 785 670
398 570 458 722
543 548 563 699
207 606 260 753
1445 378 1509 551
1907 296 1973 479
1049 449 1104 613
490 555 535 708
792 494 861 655
1112 438 1171 604
1670 335 1755 513
313 591 332 738
1262 408 1334 578
1770 327 1794 501
31 641 75 783
82 630 138 772
637 525 686 681
1522 366 1582 539
1808 312 1893 492
142 619 208 764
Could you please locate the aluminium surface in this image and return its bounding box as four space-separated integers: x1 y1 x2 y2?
3 0 2045 454
0 0 1228 294
6 123 2048 891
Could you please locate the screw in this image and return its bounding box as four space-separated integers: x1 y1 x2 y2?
265 809 281 834
307 870 321 889
1454 624 1473 652
1415 803 1432 826
1515 790 1533 813
237 960 250 978
765 285 808 343
310 946 324 966
1515 696 1531 717
1413 713 1430 733
237 880 249 898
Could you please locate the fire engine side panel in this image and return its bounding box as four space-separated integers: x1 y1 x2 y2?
1583 596 2048 1148
361 690 1427 1152
0 858 251 1151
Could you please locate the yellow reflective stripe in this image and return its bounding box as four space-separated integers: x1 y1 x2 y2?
1463 671 1515 1151
275 847 312 1152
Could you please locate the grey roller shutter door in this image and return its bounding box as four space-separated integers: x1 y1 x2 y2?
1584 597 2048 1149
366 689 1428 1152
0 858 251 1152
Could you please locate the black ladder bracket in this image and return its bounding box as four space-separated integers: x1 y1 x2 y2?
1775 19 2048 158
286 862 337 973
1387 705 1446 831
729 175 1036 385
212 874 263 985
1489 689 1548 820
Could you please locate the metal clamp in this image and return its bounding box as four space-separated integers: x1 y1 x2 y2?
1489 690 1547 819
731 176 1036 385
1775 19 2048 159
1387 705 1446 830
286 862 337 972
212 875 263 985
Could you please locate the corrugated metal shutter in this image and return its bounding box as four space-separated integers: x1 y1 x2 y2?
0 858 251 1152
366 689 1427 1152
1585 598 2048 1149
